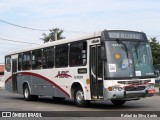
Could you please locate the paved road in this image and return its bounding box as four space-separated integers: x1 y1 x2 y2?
0 89 160 120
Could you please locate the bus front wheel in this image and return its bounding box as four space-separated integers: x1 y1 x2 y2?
74 87 89 107
111 100 126 106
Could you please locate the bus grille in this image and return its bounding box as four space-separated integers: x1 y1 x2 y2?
118 80 151 85
125 86 146 91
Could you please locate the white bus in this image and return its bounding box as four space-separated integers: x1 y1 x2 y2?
5 30 156 107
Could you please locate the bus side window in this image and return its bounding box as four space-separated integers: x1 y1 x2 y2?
32 49 42 70
70 41 87 66
42 47 54 69
55 44 68 68
18 54 22 71
5 56 11 72
22 52 31 70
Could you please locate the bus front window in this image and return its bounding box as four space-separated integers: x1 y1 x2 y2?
131 42 154 76
104 41 154 79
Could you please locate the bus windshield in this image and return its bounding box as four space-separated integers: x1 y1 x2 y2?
104 40 154 79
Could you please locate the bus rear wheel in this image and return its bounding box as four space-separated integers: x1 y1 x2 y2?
23 85 38 101
111 100 126 106
74 87 89 107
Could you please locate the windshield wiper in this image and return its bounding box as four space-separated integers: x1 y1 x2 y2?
116 39 129 58
134 41 140 59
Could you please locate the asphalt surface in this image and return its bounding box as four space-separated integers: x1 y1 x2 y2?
0 89 160 120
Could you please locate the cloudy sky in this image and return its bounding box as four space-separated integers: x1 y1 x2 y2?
0 0 160 63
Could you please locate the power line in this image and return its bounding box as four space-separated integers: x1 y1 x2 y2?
0 32 37 42
0 19 87 33
0 19 48 31
0 37 39 45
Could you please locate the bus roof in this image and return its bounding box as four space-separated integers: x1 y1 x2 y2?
5 31 102 56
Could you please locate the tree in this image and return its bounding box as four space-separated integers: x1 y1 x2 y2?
41 28 65 43
149 37 160 65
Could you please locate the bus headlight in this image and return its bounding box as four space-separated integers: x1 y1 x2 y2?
108 86 123 91
147 84 154 89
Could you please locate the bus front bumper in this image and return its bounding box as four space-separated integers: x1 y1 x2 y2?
104 89 155 101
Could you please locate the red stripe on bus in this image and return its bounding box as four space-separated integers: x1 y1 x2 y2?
5 76 12 83
5 72 70 97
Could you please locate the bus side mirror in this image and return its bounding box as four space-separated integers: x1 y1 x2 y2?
101 45 107 60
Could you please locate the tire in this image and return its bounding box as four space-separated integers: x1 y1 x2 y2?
74 87 89 107
111 100 126 106
23 85 38 101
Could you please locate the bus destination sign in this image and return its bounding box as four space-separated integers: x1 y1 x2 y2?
108 31 144 40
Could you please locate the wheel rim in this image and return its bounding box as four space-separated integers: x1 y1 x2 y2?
76 90 84 104
24 88 29 98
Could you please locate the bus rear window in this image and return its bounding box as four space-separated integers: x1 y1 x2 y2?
5 56 11 72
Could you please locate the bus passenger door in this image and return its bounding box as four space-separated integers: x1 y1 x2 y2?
90 45 103 99
12 59 18 93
